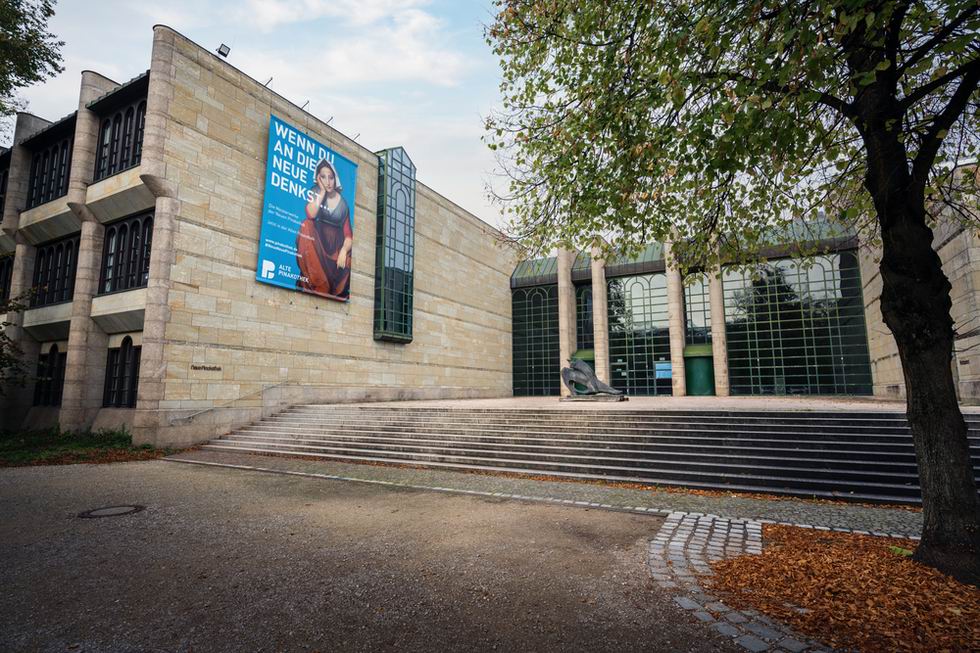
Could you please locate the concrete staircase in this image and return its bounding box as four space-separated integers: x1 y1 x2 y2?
201 405 980 504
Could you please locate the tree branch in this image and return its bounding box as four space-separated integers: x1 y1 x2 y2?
898 4 980 74
900 55 980 111
911 64 980 191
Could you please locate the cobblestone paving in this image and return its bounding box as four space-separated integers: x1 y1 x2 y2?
649 513 830 652
168 450 923 537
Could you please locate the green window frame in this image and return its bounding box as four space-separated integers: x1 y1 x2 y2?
512 285 561 396
373 147 416 343
684 272 712 345
607 273 673 396
576 284 594 351
722 252 872 395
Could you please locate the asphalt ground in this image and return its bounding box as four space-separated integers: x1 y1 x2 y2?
0 460 738 653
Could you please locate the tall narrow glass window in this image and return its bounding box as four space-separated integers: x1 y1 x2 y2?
607 273 673 395
103 336 141 408
373 147 416 343
33 345 66 406
575 284 594 351
512 285 561 396
0 254 13 303
684 272 712 345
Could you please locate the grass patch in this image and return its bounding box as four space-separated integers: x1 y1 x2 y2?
0 427 174 466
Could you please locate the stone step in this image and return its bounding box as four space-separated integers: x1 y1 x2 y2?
227 429 980 463
200 441 929 500
249 419 980 443
214 405 980 504
214 435 979 481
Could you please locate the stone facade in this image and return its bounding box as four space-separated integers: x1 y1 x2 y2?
1 26 516 445
860 216 980 404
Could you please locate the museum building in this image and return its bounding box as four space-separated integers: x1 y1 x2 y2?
2 26 980 447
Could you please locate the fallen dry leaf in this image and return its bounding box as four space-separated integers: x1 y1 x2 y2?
705 525 979 653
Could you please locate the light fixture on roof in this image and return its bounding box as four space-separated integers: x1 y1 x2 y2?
216 44 231 58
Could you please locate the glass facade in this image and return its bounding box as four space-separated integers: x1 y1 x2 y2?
575 284 594 351
684 272 711 345
512 285 560 396
722 252 873 395
373 147 416 343
607 273 673 395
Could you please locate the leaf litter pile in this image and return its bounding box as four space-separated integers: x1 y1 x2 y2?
705 525 979 652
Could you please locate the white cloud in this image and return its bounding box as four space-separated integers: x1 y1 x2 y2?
233 1 467 87
241 0 431 30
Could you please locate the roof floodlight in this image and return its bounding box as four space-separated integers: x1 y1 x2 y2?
216 44 231 57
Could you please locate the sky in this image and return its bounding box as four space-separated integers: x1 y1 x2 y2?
5 0 507 228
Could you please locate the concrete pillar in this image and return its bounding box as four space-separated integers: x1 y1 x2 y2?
664 239 687 397
0 237 38 427
133 26 179 446
0 113 50 427
708 267 730 396
1 113 51 239
60 71 118 430
589 245 611 384
556 247 577 397
59 218 106 429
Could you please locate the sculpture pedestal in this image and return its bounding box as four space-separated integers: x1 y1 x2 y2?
559 395 628 402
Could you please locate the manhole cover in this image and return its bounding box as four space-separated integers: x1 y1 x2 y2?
78 505 145 518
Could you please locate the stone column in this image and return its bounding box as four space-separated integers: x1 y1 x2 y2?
133 26 180 446
590 245 611 384
0 113 50 427
556 247 577 397
60 71 118 430
0 237 39 427
708 267 730 396
664 239 687 397
1 113 51 239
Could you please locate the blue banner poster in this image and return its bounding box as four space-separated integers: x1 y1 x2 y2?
256 115 358 302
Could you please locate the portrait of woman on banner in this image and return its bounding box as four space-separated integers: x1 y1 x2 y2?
296 158 352 301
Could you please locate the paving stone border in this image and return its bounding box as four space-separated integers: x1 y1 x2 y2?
649 513 829 653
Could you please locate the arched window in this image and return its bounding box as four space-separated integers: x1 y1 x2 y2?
26 130 74 209
104 336 141 407
133 101 146 165
98 213 153 294
94 96 147 182
31 234 80 307
97 119 112 179
119 107 135 170
33 344 67 406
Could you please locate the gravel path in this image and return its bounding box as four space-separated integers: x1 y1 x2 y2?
168 450 924 537
0 460 739 653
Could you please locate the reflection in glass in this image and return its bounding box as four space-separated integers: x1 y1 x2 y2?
512 285 561 396
607 273 673 395
722 252 872 395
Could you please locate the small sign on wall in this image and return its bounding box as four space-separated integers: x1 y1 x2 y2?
256 115 358 302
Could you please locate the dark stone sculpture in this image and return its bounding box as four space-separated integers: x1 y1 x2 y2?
560 359 624 396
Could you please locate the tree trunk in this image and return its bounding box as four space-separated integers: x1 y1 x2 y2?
876 192 980 586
